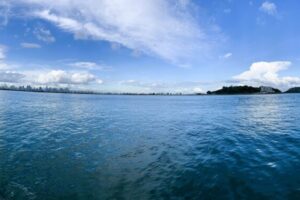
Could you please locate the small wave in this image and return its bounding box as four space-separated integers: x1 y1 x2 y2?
267 162 277 168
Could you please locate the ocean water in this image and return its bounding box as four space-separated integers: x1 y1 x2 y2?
0 90 300 200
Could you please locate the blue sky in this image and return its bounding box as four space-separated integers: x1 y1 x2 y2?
0 0 300 93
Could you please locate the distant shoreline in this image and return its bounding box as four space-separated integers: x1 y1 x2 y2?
0 88 192 96
1 85 300 96
0 88 298 97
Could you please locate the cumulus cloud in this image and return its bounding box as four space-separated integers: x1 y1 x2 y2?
21 42 41 48
33 70 102 85
0 69 103 87
260 1 277 16
33 27 55 43
0 44 102 87
1 43 103 87
233 61 300 88
14 0 218 64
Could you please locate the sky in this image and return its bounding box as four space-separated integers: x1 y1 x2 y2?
0 0 300 93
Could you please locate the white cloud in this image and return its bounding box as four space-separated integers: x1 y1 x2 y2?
69 62 103 70
0 45 102 87
15 0 218 64
193 87 203 93
221 52 232 59
260 1 277 16
96 79 103 84
33 27 55 43
20 42 41 48
35 70 101 85
233 61 300 88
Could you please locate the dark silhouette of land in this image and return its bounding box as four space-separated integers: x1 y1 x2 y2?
285 87 300 93
207 86 282 95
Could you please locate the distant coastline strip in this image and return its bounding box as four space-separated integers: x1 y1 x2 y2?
0 84 300 96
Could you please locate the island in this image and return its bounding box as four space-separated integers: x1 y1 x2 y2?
207 86 282 95
285 87 300 93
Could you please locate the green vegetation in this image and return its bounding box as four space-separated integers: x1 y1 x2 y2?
207 86 260 95
285 87 300 93
207 86 282 95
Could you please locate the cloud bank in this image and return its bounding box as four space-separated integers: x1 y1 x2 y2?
0 44 103 87
35 70 101 85
0 69 103 85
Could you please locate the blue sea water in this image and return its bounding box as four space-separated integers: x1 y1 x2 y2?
0 90 300 200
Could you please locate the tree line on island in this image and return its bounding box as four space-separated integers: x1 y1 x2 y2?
207 86 300 95
0 84 300 95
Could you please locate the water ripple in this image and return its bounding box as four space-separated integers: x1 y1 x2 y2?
0 92 300 199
